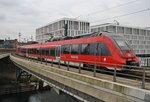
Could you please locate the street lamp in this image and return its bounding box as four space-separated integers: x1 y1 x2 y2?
114 20 119 34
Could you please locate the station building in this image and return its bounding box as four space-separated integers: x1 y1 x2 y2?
91 23 150 66
36 18 90 42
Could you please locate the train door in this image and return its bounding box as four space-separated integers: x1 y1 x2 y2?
89 43 100 65
56 45 61 61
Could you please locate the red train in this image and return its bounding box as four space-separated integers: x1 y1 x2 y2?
16 32 139 70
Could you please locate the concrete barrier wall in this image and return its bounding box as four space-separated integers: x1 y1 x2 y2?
0 53 10 59
10 55 150 102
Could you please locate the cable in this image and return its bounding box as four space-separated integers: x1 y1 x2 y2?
91 8 150 23
89 0 140 15
76 0 140 19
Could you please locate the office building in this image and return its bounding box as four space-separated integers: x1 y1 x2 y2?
36 18 90 42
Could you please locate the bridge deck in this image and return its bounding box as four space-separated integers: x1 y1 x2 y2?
16 55 150 90
10 54 150 102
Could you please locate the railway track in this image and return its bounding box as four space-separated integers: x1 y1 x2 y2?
12 54 150 90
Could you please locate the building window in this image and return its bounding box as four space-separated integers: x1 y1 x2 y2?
133 29 139 35
140 30 146 36
147 30 150 36
118 27 124 34
138 36 144 40
125 27 132 34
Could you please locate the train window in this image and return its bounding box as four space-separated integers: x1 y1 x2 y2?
26 49 28 53
29 49 31 54
28 49 31 54
37 49 40 54
41 49 46 55
40 49 42 54
115 39 131 50
97 43 111 56
32 49 36 54
34 49 36 54
31 49 33 54
62 45 70 54
45 49 49 55
81 44 90 55
51 48 55 56
24 49 26 53
90 43 98 55
42 49 48 55
32 49 34 54
30 49 32 54
71 44 79 54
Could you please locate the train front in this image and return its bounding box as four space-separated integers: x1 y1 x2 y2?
111 35 139 67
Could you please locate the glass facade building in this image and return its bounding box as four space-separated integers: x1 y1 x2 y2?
36 18 90 42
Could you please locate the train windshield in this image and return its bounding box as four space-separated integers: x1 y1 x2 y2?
111 35 131 50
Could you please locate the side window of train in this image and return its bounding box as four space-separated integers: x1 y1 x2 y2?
39 49 41 54
90 43 98 55
24 49 26 53
33 49 36 54
32 49 34 54
29 49 32 54
98 43 111 56
45 49 49 55
37 49 39 54
34 49 37 54
28 49 31 54
62 45 70 54
71 44 79 54
81 44 90 55
51 48 55 56
41 49 45 55
30 49 32 54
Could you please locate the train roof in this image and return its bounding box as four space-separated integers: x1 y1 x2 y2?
18 32 124 49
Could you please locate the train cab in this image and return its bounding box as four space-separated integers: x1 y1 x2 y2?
110 35 139 67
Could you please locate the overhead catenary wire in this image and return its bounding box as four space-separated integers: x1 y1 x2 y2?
91 8 150 24
76 0 141 19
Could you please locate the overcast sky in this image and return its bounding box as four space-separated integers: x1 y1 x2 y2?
0 0 149 41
